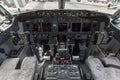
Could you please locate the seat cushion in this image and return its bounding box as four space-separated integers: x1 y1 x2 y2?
21 57 37 80
105 68 120 80
21 57 37 70
0 57 37 80
0 70 35 80
0 70 21 80
0 58 19 70
86 56 105 80
102 56 120 69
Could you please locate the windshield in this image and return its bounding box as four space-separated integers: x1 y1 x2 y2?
0 0 119 15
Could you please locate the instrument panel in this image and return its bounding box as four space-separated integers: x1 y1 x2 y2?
17 10 110 44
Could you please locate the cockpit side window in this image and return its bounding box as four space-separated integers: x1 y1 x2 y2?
0 5 13 21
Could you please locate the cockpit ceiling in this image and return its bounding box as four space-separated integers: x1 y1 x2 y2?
17 10 110 22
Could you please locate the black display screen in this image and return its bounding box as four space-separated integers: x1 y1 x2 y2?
82 23 91 32
72 23 81 32
42 23 51 32
32 23 41 32
58 23 67 32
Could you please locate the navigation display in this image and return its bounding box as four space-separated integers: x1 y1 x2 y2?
42 23 51 32
82 23 91 32
72 23 81 32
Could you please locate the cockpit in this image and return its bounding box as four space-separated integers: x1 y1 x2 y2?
0 2 120 80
